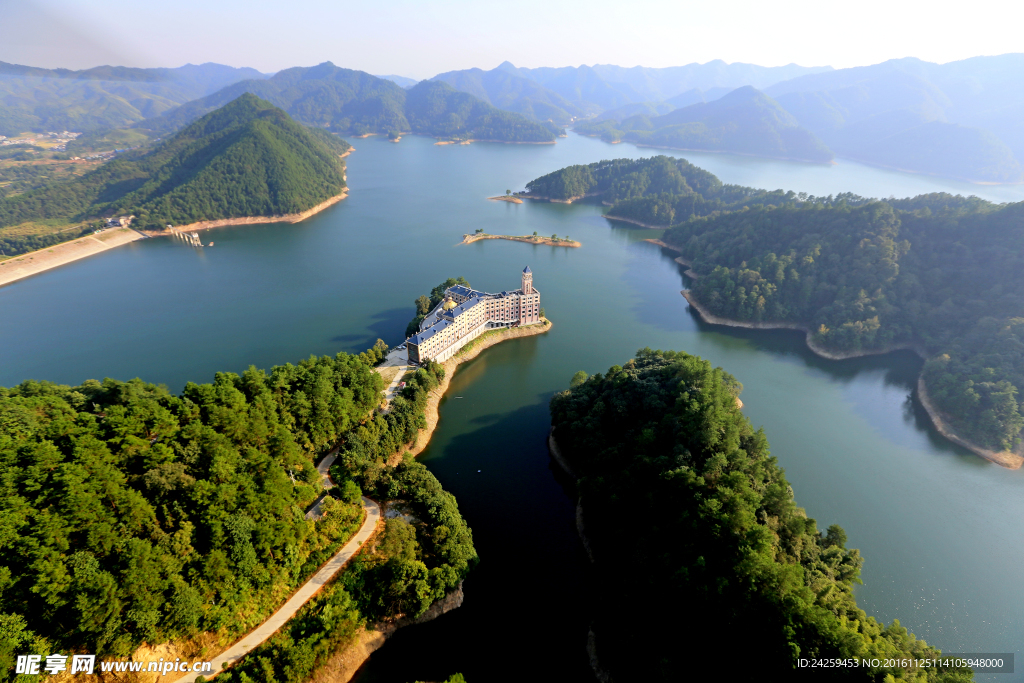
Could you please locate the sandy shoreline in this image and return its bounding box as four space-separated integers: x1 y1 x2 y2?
521 191 602 204
149 190 349 235
0 227 147 288
680 288 1023 468
488 195 524 204
462 233 580 248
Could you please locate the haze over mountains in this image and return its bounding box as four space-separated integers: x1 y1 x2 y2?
3 55 1024 182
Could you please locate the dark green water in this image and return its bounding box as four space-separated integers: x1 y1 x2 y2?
3 134 1024 682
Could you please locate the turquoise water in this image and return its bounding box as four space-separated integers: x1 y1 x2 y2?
2 133 1022 681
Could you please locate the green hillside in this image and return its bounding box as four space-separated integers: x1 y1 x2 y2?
0 61 264 136
431 66 585 124
0 93 350 242
551 349 973 681
666 196 1024 453
145 63 558 142
574 86 833 162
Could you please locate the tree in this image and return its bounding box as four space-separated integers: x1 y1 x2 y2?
570 371 588 387
505 189 511 196
532 231 538 236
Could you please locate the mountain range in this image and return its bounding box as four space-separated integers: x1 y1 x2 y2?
141 63 558 142
0 61 265 135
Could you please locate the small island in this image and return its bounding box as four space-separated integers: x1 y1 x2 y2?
462 231 580 247
488 195 523 204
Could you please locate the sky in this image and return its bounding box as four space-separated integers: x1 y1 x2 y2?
2 0 1021 78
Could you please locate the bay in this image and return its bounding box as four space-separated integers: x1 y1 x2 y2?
2 133 1022 682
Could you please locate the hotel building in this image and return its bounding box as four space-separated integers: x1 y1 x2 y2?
407 267 541 364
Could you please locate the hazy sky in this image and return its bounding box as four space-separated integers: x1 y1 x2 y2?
2 0 1021 78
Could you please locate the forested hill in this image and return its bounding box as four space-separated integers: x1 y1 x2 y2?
0 93 351 234
551 349 973 681
0 346 476 674
144 63 559 142
524 155 862 224
664 195 1024 455
574 86 834 163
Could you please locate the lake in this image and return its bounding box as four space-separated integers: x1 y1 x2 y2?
2 133 1023 682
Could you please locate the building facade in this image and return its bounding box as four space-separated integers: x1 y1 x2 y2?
407 267 541 364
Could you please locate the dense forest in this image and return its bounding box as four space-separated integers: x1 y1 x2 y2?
573 87 834 163
0 346 476 679
551 349 974 681
0 93 351 242
145 64 559 143
526 156 1024 453
524 155 863 225
664 197 1024 452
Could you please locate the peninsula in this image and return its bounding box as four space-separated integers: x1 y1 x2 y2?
462 232 580 247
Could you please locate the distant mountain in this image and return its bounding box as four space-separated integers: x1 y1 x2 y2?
477 60 831 113
143 63 558 142
766 55 1024 182
0 62 266 135
593 102 675 122
432 66 585 124
665 87 732 109
375 74 419 88
575 86 833 163
0 93 350 233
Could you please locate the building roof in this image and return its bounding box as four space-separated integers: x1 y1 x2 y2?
448 285 477 298
442 296 482 319
408 318 453 345
523 266 531 274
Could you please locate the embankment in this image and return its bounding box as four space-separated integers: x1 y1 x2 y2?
521 191 602 204
0 227 146 288
462 233 580 248
149 190 348 235
681 288 1024 469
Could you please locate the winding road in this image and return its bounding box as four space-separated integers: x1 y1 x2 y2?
173 495 381 683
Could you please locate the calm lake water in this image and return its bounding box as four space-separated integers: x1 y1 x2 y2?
2 133 1023 682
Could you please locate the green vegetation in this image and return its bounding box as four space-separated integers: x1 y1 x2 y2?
405 277 471 338
0 160 96 201
574 87 833 163
0 93 351 241
211 361 475 683
0 61 264 136
147 64 557 143
664 195 1024 452
551 349 973 682
525 155 861 226
527 153 1024 453
0 342 475 680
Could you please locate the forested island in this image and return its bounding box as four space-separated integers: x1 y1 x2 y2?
0 93 350 256
573 87 833 163
0 344 476 680
526 156 1024 463
551 349 975 681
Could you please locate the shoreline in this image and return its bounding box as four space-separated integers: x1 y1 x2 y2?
0 227 147 288
681 288 1024 469
400 320 553 459
488 195 523 204
521 191 602 204
146 190 349 235
0 187 350 288
643 238 699 277
462 233 580 248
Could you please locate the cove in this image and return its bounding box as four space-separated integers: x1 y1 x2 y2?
2 133 1023 683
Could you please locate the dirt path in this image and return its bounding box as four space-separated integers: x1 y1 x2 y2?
173 497 381 683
